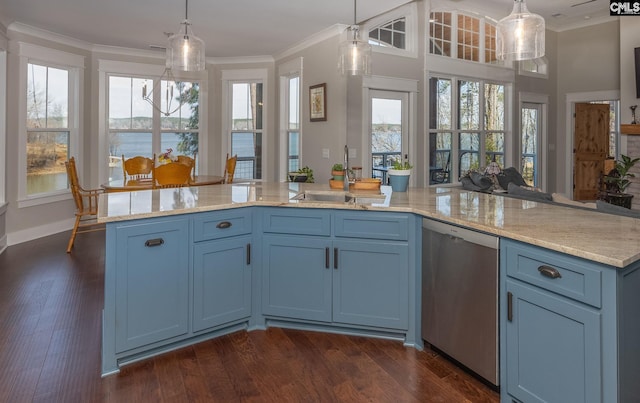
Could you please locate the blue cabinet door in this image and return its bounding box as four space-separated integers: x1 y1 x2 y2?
332 239 409 330
505 279 601 403
193 236 252 332
262 235 332 322
114 218 190 353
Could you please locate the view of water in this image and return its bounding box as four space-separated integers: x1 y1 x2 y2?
29 133 262 194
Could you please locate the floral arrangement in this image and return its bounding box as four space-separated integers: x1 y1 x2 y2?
158 148 177 164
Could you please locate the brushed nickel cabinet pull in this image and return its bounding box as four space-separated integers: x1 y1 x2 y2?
507 292 513 322
216 221 232 229
538 265 562 279
145 238 164 247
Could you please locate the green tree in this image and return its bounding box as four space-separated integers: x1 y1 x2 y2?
176 82 200 155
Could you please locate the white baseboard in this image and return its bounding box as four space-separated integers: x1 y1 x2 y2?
7 218 74 246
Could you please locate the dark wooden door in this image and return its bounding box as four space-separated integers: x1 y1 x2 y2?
573 103 609 201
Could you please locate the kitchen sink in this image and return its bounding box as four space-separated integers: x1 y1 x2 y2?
290 190 387 205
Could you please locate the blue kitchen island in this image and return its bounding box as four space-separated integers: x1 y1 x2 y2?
98 182 640 402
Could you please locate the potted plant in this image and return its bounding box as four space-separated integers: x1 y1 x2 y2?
331 163 344 180
388 156 412 192
289 166 314 183
602 154 640 209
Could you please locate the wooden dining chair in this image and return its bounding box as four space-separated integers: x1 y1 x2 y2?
176 153 196 180
154 162 193 188
64 157 105 253
122 154 156 181
224 153 238 184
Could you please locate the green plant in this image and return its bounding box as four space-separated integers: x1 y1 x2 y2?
392 156 412 170
296 166 314 183
604 154 640 194
331 163 343 172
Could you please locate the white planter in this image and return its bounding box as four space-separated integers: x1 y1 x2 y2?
388 169 411 192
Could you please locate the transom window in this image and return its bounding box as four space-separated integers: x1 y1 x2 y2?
369 17 406 49
429 11 499 65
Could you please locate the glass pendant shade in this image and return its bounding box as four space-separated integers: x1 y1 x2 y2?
496 0 545 62
167 21 205 71
338 25 372 76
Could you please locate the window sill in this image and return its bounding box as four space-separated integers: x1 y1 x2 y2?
18 191 72 208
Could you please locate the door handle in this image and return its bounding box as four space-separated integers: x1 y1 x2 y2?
507 292 513 322
246 244 251 265
334 248 339 270
325 247 330 269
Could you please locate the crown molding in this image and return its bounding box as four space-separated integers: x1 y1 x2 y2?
275 24 345 61
92 44 164 59
8 22 92 51
209 55 274 65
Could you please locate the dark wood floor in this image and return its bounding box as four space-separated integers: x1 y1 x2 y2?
0 230 499 403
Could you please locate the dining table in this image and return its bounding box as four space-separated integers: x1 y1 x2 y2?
101 175 224 193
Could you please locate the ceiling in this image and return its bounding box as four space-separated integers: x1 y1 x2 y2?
0 0 616 60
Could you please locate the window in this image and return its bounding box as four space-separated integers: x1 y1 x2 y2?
369 17 406 49
286 76 300 173
429 76 506 183
370 91 408 184
18 43 83 206
231 82 263 180
429 11 499 65
107 74 200 180
365 2 417 58
521 103 540 186
26 63 69 195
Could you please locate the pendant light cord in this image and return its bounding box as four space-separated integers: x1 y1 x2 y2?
184 0 189 37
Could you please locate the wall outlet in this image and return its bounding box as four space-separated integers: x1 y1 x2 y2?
322 148 330 159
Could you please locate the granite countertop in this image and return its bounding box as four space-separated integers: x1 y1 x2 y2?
98 182 640 268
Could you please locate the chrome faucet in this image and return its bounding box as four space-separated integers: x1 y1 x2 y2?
343 145 349 191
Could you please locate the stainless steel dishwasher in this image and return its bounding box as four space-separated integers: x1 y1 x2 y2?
421 219 499 387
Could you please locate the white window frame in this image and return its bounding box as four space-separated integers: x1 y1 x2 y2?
427 9 510 67
16 42 84 208
519 93 549 190
427 74 513 185
364 2 418 59
278 58 303 182
363 76 418 184
0 32 7 206
98 60 208 184
221 68 269 180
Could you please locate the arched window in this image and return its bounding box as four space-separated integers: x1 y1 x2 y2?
369 17 406 49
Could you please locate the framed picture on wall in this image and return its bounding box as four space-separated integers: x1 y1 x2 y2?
309 83 327 122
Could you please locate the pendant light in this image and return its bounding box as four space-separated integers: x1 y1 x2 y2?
167 0 205 71
141 68 183 116
338 0 372 76
496 0 545 62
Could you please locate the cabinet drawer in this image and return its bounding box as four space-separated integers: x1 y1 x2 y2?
504 240 602 308
334 211 409 241
193 208 252 242
262 208 331 236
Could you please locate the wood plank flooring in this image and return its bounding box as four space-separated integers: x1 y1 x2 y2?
0 230 499 403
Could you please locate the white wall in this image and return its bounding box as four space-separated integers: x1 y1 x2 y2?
555 21 620 195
